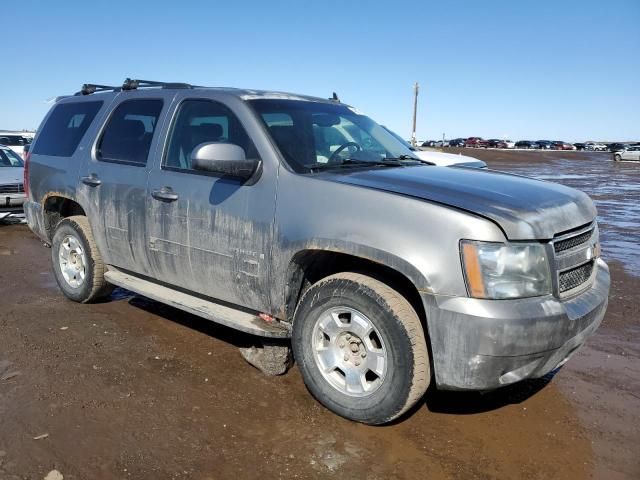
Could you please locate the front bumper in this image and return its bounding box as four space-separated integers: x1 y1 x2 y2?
0 193 25 219
423 258 610 390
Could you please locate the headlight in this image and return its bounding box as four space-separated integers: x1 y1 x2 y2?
460 240 552 299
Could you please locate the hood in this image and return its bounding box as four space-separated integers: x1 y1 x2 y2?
322 165 596 240
0 167 24 185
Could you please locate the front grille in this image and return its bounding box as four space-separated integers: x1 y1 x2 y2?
554 229 593 253
0 183 24 194
559 261 594 293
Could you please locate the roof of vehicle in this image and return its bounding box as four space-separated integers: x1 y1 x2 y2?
60 79 345 106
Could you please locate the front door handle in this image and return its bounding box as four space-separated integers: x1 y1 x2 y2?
81 174 102 187
152 187 179 202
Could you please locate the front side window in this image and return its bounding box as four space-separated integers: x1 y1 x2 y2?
98 99 163 165
32 101 103 157
0 148 24 167
249 99 421 173
164 99 257 171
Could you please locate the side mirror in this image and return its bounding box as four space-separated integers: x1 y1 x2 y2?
191 142 260 180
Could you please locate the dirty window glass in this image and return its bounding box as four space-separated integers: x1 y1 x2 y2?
32 101 103 157
97 99 163 165
164 99 257 171
250 99 416 173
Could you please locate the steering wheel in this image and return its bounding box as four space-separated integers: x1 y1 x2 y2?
328 142 361 163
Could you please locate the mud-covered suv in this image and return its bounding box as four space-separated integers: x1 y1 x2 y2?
24 79 610 424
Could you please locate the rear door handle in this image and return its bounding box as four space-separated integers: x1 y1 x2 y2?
152 187 179 202
81 174 101 187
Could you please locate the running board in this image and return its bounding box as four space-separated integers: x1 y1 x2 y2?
104 269 290 338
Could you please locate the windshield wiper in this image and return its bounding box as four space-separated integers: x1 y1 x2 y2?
306 158 408 171
384 154 433 165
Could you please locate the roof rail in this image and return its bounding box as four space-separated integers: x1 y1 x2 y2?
121 78 196 91
75 83 121 96
74 78 199 96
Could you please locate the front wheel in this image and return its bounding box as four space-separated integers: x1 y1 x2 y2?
614 154 621 162
292 272 430 424
51 216 113 303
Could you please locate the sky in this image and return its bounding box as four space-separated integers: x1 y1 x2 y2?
2 0 639 142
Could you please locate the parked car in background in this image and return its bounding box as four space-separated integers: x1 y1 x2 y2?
536 140 554 150
515 140 540 149
24 79 609 425
433 140 450 148
613 145 640 162
502 139 515 149
421 140 437 147
0 133 33 157
487 139 507 148
607 143 629 152
585 143 608 151
574 143 586 150
553 141 576 150
382 128 485 168
464 137 488 148
448 138 466 147
0 145 26 220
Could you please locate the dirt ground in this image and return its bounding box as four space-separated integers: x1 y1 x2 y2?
0 150 638 479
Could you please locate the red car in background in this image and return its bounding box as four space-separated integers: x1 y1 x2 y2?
464 137 488 148
553 141 576 150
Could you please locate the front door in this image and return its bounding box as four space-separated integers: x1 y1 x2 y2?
146 96 277 313
79 94 169 277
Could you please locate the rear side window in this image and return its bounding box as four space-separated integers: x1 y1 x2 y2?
32 101 103 157
98 99 163 166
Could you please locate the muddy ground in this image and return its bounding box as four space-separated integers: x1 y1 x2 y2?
0 150 638 479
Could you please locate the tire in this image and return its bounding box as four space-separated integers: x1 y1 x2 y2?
51 215 113 303
292 272 430 424
614 154 621 162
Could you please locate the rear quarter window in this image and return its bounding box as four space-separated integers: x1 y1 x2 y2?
33 101 103 157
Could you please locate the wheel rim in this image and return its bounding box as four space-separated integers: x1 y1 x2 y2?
58 234 87 288
311 307 388 397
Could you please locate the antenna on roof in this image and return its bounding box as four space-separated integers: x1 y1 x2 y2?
330 92 340 102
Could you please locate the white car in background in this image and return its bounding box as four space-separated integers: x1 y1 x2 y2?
0 145 26 220
0 132 33 157
383 127 487 168
584 142 608 152
613 145 640 162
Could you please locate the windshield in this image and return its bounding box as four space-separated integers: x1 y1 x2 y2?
249 99 422 172
0 148 24 167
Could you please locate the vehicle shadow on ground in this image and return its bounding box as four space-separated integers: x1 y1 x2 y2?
112 288 268 349
423 373 556 416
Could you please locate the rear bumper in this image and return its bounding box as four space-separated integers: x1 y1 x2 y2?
423 258 610 390
23 200 49 241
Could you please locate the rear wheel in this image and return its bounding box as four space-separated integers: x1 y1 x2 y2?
292 272 430 424
51 216 113 303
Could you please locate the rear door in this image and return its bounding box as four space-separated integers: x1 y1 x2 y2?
78 92 173 276
145 94 277 313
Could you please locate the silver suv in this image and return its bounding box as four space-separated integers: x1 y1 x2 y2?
24 79 609 424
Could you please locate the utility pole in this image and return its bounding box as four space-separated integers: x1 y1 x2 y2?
411 82 419 147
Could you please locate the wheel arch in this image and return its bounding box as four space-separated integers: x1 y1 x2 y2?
283 248 430 334
42 193 87 241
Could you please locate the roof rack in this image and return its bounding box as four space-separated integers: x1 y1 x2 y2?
121 78 196 91
75 78 198 96
76 83 121 96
